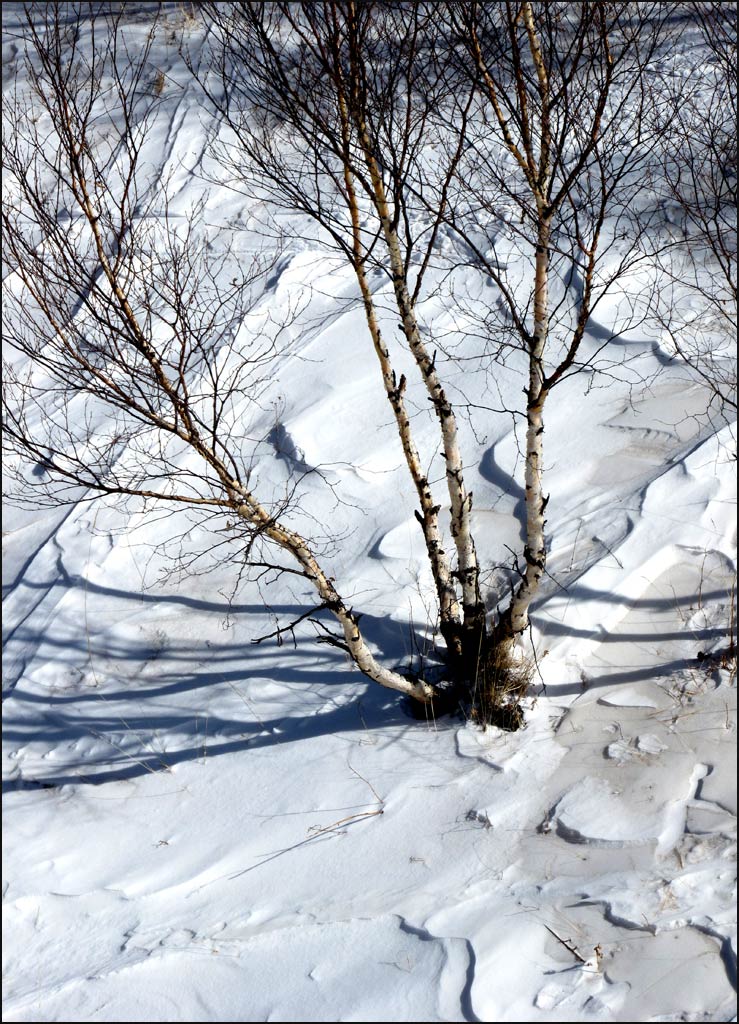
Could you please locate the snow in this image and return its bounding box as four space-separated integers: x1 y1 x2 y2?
2 5 737 1023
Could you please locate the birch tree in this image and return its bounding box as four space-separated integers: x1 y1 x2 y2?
2 2 433 703
195 1 489 677
444 0 678 653
3 1 699 724
653 0 737 413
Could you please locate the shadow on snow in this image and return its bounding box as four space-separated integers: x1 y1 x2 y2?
2 572 730 791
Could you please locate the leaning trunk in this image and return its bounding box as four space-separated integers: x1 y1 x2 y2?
336 86 463 658
233 499 434 702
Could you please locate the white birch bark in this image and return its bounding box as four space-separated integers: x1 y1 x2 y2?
505 3 552 640
351 256 463 644
468 2 552 647
71 148 434 702
236 500 434 701
506 216 551 639
347 107 484 635
336 88 462 644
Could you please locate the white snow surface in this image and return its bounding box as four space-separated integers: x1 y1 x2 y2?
2 7 737 1023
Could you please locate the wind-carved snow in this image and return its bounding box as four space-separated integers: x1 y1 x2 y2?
550 775 673 847
2 6 737 1024
546 761 715 857
598 687 660 709
4 390 736 1024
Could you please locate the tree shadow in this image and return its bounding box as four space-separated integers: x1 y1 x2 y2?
535 579 731 643
4 568 733 792
3 578 444 792
478 442 526 541
530 579 734 697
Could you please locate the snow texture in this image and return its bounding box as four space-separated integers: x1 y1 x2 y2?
2 5 736 1022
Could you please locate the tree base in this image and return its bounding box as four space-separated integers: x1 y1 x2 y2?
404 683 461 721
405 621 532 731
469 698 525 731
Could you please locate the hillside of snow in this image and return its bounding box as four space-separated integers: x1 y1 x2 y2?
2 5 736 1022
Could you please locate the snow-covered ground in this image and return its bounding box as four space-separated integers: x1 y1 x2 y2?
2 6 736 1022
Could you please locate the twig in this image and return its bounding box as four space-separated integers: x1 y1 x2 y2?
592 534 623 568
527 619 546 691
251 604 327 646
307 808 383 836
306 761 385 837
312 617 351 653
544 924 588 965
347 760 384 806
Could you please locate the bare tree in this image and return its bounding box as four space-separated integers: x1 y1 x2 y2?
2 2 434 702
4 2 711 724
653 1 737 413
438 0 681 662
193 1 494 679
191 2 697 720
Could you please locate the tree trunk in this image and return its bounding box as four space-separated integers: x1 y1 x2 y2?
349 106 486 656
234 501 434 701
503 215 551 644
336 87 463 657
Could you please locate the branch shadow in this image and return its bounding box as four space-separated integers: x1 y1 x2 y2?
531 580 734 696
4 568 733 791
3 578 440 793
478 442 526 541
